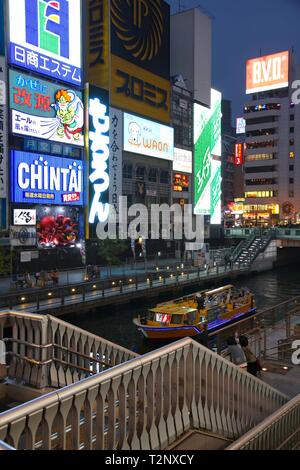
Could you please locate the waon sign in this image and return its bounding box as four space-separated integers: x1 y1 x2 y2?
235 144 244 166
246 51 289 94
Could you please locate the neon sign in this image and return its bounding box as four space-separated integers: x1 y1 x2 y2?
8 0 82 85
88 85 110 233
11 150 84 205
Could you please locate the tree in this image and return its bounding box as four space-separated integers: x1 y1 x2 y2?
96 239 128 276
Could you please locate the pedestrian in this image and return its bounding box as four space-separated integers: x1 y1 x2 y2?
226 336 247 368
239 335 260 376
34 272 40 286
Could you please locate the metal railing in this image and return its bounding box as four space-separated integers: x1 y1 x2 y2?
0 311 138 389
0 337 287 450
0 440 15 450
227 394 300 450
0 264 250 313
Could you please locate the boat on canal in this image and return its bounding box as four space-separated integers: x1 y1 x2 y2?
133 284 256 340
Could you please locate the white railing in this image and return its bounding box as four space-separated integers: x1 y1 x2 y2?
0 337 287 450
227 394 300 450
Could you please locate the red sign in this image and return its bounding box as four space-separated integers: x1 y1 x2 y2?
235 144 244 166
62 193 81 203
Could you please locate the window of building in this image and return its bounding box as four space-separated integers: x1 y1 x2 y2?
123 164 133 179
290 139 295 146
289 190 294 198
148 168 157 182
290 127 295 134
136 167 145 181
246 140 277 150
290 152 295 159
245 153 275 162
160 171 169 184
290 114 295 121
289 177 294 184
246 178 277 186
245 191 277 198
289 165 294 171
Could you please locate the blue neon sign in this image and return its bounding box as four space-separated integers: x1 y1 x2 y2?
11 150 84 206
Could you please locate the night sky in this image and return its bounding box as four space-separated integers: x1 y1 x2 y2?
167 0 300 122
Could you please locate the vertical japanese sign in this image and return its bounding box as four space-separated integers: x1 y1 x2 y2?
109 108 122 218
8 0 82 86
86 84 110 239
210 160 222 225
194 89 222 216
235 143 244 165
0 57 7 200
86 0 110 90
0 0 4 56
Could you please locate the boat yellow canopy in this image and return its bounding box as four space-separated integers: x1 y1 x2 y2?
204 285 234 296
149 304 197 316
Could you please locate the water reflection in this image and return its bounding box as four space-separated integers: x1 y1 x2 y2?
65 266 300 353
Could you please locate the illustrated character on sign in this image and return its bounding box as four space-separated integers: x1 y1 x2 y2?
128 122 141 147
38 215 78 247
52 89 83 141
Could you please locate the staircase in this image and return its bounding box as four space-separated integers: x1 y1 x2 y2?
233 228 276 267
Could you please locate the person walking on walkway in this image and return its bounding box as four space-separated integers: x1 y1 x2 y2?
239 335 260 376
227 336 247 369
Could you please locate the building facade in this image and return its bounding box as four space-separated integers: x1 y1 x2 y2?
243 51 299 226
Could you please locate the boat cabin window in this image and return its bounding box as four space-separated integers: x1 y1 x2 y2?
172 314 182 324
185 310 197 324
155 313 172 323
147 311 155 321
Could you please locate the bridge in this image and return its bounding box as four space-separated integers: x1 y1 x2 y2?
1 295 300 450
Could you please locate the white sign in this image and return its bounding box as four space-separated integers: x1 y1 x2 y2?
173 148 192 174
20 251 31 263
88 89 110 225
10 226 37 247
0 57 7 199
124 113 174 161
8 0 82 85
236 117 246 134
109 108 123 218
14 209 37 226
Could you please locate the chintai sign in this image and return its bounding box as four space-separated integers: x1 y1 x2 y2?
11 150 84 206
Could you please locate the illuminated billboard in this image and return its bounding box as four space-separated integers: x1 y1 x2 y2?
123 113 174 161
36 205 83 248
246 51 289 94
235 143 244 165
194 89 222 216
87 84 110 238
10 70 84 146
173 148 192 174
210 160 222 225
236 117 246 134
8 0 82 86
11 150 84 206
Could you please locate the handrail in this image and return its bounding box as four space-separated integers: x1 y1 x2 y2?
0 440 15 450
0 337 288 450
227 394 300 450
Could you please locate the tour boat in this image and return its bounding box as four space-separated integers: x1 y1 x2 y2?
133 285 256 340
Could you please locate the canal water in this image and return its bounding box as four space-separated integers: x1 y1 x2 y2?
64 265 300 354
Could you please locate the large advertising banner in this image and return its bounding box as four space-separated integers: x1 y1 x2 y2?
86 0 110 90
0 0 4 56
110 0 171 123
8 0 82 86
109 108 123 218
9 70 84 146
123 112 174 161
86 84 110 239
246 51 289 94
0 57 7 200
11 150 84 206
194 89 222 216
36 205 83 247
210 160 222 225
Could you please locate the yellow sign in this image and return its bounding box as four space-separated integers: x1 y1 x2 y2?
86 0 110 90
111 55 171 124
